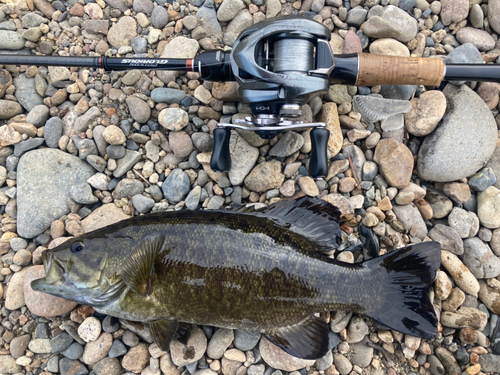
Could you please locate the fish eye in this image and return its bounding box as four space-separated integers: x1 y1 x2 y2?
71 241 85 253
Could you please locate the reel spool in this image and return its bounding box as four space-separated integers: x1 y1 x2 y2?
211 17 335 178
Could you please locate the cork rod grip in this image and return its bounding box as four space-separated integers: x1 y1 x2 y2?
356 53 445 86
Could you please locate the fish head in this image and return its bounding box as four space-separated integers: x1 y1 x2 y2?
31 234 134 305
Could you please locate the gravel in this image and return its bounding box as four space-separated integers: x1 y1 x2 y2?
0 2 499 375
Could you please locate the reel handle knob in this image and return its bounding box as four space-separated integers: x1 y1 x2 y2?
309 127 329 178
210 128 232 172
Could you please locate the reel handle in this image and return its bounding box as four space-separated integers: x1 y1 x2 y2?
309 128 329 178
210 128 232 172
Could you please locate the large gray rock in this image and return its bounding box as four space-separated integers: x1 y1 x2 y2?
417 84 497 182
17 149 95 238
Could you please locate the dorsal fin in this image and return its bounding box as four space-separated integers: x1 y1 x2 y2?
264 315 330 359
121 234 167 296
231 197 342 251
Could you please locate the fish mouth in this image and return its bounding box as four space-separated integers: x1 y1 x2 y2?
31 251 70 293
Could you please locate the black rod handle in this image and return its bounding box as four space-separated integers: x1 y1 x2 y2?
210 128 231 172
0 54 193 71
309 128 329 178
0 55 100 68
444 64 500 83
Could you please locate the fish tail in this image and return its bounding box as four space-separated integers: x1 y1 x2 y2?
364 241 441 339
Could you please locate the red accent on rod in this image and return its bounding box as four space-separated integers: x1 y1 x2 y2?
186 59 193 71
99 56 103 69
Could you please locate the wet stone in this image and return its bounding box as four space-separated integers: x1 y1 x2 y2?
44 117 63 148
463 237 500 279
70 183 98 205
50 333 73 353
469 167 497 192
109 339 127 358
14 74 44 111
151 88 186 104
170 326 207 366
93 357 122 375
14 138 44 158
9 334 30 359
162 168 190 203
350 339 374 368
426 188 453 219
207 328 234 359
435 347 461 375
269 132 304 157
82 332 113 366
59 358 89 375
62 342 84 360
333 353 352 375
132 194 155 213
428 224 464 255
448 207 480 238
106 145 126 159
233 330 260 352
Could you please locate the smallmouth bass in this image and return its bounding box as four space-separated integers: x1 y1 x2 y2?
32 197 441 359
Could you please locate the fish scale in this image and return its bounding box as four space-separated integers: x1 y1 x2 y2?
31 198 441 360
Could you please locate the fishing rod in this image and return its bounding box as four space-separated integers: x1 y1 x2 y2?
0 16 498 178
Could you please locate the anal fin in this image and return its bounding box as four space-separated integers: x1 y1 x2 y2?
150 319 179 351
264 315 330 360
121 234 167 296
175 322 192 346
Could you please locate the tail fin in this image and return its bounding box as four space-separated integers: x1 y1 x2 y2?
364 241 441 339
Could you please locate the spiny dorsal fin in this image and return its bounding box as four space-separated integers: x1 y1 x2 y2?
150 319 179 351
264 315 330 360
121 234 166 296
231 197 341 251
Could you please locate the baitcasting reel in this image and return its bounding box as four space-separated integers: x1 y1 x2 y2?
210 17 334 178
1 16 499 178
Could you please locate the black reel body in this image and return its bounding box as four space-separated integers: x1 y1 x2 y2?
231 16 334 115
211 17 334 178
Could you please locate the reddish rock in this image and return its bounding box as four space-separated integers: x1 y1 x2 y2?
23 265 77 317
34 0 56 18
373 139 414 188
122 343 150 373
440 0 468 26
343 30 362 54
169 131 193 159
69 3 84 16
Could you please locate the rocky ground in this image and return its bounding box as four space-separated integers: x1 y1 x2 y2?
0 0 499 374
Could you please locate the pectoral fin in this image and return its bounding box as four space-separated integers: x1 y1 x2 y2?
150 319 179 351
121 234 167 296
264 315 330 360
